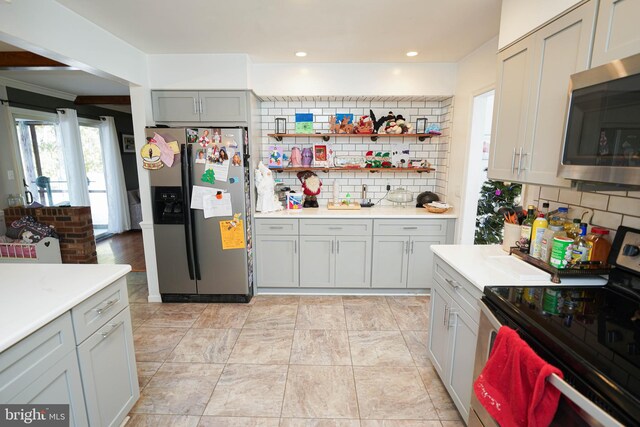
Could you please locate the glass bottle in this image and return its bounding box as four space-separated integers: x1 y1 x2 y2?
571 224 591 264
519 205 537 253
566 218 582 239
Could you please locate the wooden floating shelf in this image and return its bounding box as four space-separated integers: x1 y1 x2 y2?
269 167 435 174
267 133 438 142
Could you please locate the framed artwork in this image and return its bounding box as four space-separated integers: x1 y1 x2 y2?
122 134 136 153
313 144 328 167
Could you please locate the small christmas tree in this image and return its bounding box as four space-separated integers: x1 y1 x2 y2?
475 177 522 244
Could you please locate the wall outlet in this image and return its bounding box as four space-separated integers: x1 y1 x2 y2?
386 184 391 191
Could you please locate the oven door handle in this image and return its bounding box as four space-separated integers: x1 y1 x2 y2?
479 300 502 330
547 374 624 427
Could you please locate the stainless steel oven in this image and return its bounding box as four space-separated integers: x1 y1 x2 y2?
559 52 640 187
471 300 625 427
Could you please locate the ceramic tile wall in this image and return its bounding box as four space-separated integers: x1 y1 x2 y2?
258 97 453 205
525 185 640 238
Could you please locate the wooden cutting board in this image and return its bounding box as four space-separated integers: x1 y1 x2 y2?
327 202 361 210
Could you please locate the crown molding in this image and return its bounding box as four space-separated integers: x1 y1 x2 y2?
0 76 76 101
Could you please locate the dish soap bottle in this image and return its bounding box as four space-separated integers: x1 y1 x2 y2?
530 213 548 259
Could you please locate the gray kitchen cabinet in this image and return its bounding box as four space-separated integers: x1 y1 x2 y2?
428 254 482 424
372 219 450 289
300 235 335 288
489 1 596 187
8 351 88 427
255 235 299 288
1 313 88 427
151 90 248 123
371 236 409 288
299 219 373 288
591 0 640 67
77 307 138 427
255 219 299 288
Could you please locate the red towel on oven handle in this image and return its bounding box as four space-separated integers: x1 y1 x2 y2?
473 325 563 427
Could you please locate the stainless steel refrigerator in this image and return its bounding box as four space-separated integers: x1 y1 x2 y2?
147 127 253 303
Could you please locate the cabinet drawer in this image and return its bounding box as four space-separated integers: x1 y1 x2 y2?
71 277 128 344
300 219 372 236
0 312 75 401
374 219 448 236
433 256 482 324
255 219 299 235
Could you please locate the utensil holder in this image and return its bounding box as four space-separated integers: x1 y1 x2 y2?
502 222 521 252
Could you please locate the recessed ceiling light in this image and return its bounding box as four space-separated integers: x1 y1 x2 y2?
295 51 307 57
406 51 418 57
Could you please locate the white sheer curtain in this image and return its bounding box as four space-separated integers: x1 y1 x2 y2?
99 116 131 233
57 108 91 206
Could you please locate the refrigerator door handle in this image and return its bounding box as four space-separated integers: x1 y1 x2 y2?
186 143 202 280
181 143 195 281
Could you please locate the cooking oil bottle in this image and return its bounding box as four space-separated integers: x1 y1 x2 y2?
530 213 548 259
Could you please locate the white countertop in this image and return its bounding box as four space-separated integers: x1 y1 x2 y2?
431 244 607 291
0 263 131 353
255 206 457 219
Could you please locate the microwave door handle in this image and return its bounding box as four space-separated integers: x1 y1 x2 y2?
547 374 624 427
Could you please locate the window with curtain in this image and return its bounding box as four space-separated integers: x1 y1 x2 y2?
79 123 108 231
15 119 69 205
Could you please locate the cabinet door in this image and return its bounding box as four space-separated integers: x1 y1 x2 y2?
256 235 299 287
407 236 445 288
592 0 640 67
151 91 200 122
523 1 596 187
199 91 248 123
9 351 89 427
335 236 372 288
427 283 451 379
446 302 479 424
300 236 335 287
488 37 534 182
77 307 139 427
371 236 409 288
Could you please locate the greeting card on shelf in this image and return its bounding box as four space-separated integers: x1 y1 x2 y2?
313 144 328 167
295 113 314 134
268 146 284 168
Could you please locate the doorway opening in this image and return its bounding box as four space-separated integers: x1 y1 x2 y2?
459 89 495 244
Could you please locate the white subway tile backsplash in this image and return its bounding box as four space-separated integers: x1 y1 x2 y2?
608 196 640 214
622 215 640 229
592 210 622 230
558 189 582 205
580 192 609 210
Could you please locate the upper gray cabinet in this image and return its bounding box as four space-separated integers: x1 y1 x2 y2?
592 0 640 67
489 1 597 187
152 90 248 123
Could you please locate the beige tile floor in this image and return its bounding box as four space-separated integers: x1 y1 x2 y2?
126 273 464 427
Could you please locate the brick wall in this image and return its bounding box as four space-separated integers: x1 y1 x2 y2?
3 206 97 264
258 96 453 205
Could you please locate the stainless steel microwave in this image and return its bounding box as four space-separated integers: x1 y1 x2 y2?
559 53 640 187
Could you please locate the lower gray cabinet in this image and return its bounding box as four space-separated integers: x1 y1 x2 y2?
428 254 481 424
77 307 138 427
255 235 299 287
8 351 88 427
300 235 334 287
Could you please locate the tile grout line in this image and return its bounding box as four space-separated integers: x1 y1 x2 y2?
344 300 363 422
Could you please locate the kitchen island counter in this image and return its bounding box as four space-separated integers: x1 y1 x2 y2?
0 263 131 353
255 206 457 219
431 244 606 292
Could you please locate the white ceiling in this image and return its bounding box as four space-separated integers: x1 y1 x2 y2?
0 1 501 98
54 0 502 63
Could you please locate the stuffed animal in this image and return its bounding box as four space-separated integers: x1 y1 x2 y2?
395 115 414 134
354 115 374 134
297 170 322 208
289 147 302 167
338 116 354 134
369 110 395 133
329 116 340 134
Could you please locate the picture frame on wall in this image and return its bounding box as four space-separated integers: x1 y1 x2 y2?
122 134 136 153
